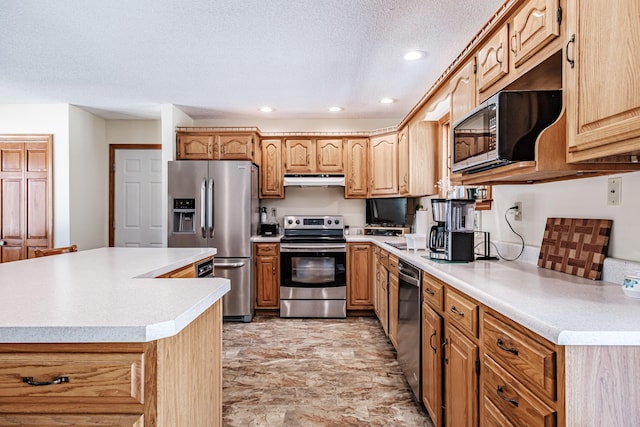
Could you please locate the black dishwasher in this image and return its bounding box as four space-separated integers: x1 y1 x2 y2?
397 259 422 402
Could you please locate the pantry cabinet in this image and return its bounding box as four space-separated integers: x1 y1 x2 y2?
347 243 373 310
283 138 343 173
254 243 280 309
369 134 398 197
565 0 640 161
345 138 369 198
259 139 284 198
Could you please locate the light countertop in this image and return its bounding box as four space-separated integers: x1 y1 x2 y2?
350 235 640 346
0 247 229 344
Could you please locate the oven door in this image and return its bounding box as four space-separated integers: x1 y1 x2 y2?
280 243 346 289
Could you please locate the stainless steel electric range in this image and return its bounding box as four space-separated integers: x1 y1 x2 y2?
279 215 346 318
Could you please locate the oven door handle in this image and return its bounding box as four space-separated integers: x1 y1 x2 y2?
280 245 346 253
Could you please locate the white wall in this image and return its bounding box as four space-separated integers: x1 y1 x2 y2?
0 104 72 247
106 119 160 144
193 118 397 133
68 106 108 249
481 171 640 262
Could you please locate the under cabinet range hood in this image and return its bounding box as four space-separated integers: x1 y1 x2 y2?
283 174 345 187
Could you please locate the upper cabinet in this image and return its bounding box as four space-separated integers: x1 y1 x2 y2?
369 133 398 197
477 25 509 92
176 130 256 161
397 127 409 195
283 138 343 173
449 59 477 126
510 0 560 68
565 0 640 162
345 138 368 198
399 122 440 197
260 139 284 198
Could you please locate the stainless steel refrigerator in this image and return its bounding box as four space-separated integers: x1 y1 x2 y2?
168 160 258 322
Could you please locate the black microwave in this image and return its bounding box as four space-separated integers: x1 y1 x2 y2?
452 90 562 173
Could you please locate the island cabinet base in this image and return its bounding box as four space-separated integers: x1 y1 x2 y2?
0 301 222 427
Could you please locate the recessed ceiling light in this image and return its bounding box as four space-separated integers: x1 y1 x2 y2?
329 106 343 112
259 106 274 113
404 50 425 61
380 98 396 104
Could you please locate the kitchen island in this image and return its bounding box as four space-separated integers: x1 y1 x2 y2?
0 247 228 426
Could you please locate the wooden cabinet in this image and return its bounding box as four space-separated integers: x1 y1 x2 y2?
444 324 479 427
477 24 509 92
397 127 410 195
444 289 479 338
450 59 477 126
407 121 440 196
422 301 443 427
387 255 399 349
0 136 53 262
345 138 368 198
254 243 280 309
316 139 344 172
510 0 560 68
0 301 223 426
284 138 343 173
347 243 372 310
373 248 389 335
369 133 398 196
480 311 559 426
259 139 284 198
176 131 256 161
566 0 640 161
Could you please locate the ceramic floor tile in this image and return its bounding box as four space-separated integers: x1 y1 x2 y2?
223 316 433 427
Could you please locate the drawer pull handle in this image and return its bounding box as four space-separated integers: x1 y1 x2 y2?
450 306 465 317
429 330 438 352
497 385 519 407
22 376 69 386
497 338 519 355
425 288 435 296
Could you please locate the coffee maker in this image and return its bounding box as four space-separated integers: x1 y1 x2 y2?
429 199 475 262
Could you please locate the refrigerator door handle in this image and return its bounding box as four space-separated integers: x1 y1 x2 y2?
208 178 214 238
200 178 207 238
214 261 247 269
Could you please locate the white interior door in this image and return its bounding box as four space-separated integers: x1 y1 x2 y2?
114 149 162 247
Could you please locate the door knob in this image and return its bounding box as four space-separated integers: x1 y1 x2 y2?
0 240 5 246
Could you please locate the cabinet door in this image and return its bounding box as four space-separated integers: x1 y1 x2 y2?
566 0 640 160
219 134 254 160
176 134 216 160
345 138 368 198
477 25 509 92
450 59 477 125
397 127 409 195
347 243 372 309
444 325 479 427
511 0 560 67
259 139 284 198
316 139 343 172
422 303 443 427
284 139 315 172
369 134 398 196
375 261 389 335
254 244 280 309
0 414 144 426
388 272 399 349
408 121 440 197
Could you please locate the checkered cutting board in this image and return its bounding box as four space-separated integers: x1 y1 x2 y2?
537 218 613 280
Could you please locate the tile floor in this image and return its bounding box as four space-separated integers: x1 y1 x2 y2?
223 316 434 426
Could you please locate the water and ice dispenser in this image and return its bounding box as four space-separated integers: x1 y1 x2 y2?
172 198 196 233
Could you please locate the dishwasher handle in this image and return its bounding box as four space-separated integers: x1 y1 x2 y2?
398 271 420 287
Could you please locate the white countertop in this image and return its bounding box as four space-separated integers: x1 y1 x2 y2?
348 235 640 346
0 247 229 344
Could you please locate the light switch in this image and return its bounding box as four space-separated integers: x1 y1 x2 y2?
607 177 622 206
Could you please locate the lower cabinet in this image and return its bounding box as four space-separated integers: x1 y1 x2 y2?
388 255 399 349
422 301 443 426
253 243 280 309
444 324 479 427
0 301 223 426
373 249 389 335
347 243 373 309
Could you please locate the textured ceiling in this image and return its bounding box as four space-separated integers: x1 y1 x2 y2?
0 0 504 120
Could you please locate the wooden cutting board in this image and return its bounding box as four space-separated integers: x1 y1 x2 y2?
537 218 613 280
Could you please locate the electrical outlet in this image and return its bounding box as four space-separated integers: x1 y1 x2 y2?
513 202 522 221
608 177 622 206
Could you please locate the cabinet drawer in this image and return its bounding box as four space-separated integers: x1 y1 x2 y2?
377 250 389 268
483 313 556 400
388 255 398 276
444 289 479 336
422 274 444 311
254 243 278 256
0 352 144 404
0 413 144 426
482 355 556 427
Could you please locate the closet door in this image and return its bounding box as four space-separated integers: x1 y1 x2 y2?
0 135 52 262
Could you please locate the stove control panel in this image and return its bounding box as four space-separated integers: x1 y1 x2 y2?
284 215 344 230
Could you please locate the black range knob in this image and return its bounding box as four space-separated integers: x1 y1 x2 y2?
295 219 300 224
287 219 293 224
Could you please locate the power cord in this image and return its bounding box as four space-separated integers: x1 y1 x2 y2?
474 206 525 261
